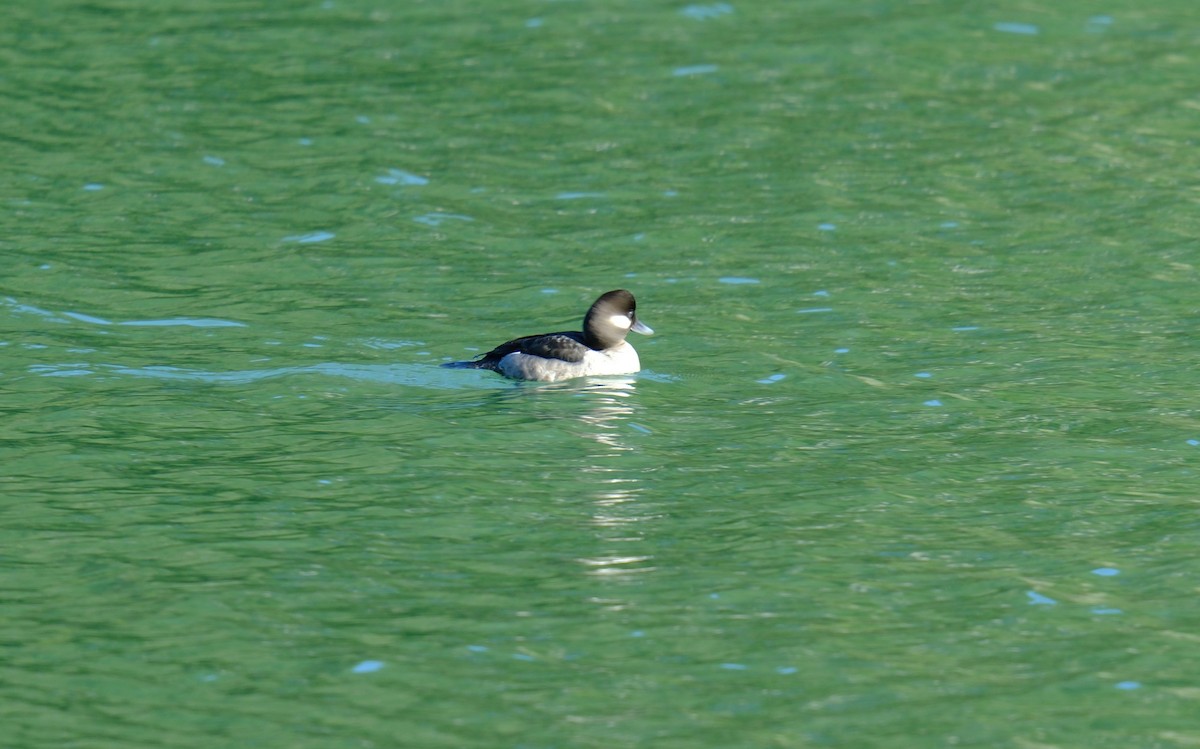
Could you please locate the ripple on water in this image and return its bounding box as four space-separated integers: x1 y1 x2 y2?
282 231 335 244
993 21 1038 35
7 297 245 329
673 64 718 76
120 318 247 328
679 3 733 21
412 213 473 226
375 168 428 186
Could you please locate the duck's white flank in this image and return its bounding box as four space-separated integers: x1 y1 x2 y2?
497 342 641 382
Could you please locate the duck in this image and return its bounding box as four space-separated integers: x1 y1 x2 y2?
442 289 653 382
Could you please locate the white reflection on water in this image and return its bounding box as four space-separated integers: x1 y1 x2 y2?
559 377 661 579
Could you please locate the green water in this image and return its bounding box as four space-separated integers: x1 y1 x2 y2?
5 1 1200 746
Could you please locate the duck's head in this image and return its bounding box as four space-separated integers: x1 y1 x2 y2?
582 289 653 349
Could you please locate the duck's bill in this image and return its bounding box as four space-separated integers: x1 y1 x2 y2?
631 320 654 335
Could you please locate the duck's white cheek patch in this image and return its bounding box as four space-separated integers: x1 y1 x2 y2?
608 314 632 329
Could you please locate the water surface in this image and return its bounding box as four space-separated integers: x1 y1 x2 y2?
5 1 1200 747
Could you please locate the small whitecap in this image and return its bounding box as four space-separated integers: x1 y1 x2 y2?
83 183 105 191
351 660 384 674
835 347 850 354
719 276 759 285
817 223 836 231
1115 681 1141 690
376 168 428 186
924 399 943 407
719 663 748 671
412 213 473 226
673 64 718 77
776 666 798 675
915 372 932 379
1092 567 1119 577
1027 591 1057 605
797 307 833 314
283 231 335 244
757 374 785 384
203 155 225 166
525 17 544 28
994 21 1039 35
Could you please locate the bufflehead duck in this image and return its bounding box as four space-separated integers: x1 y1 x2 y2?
443 289 653 382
